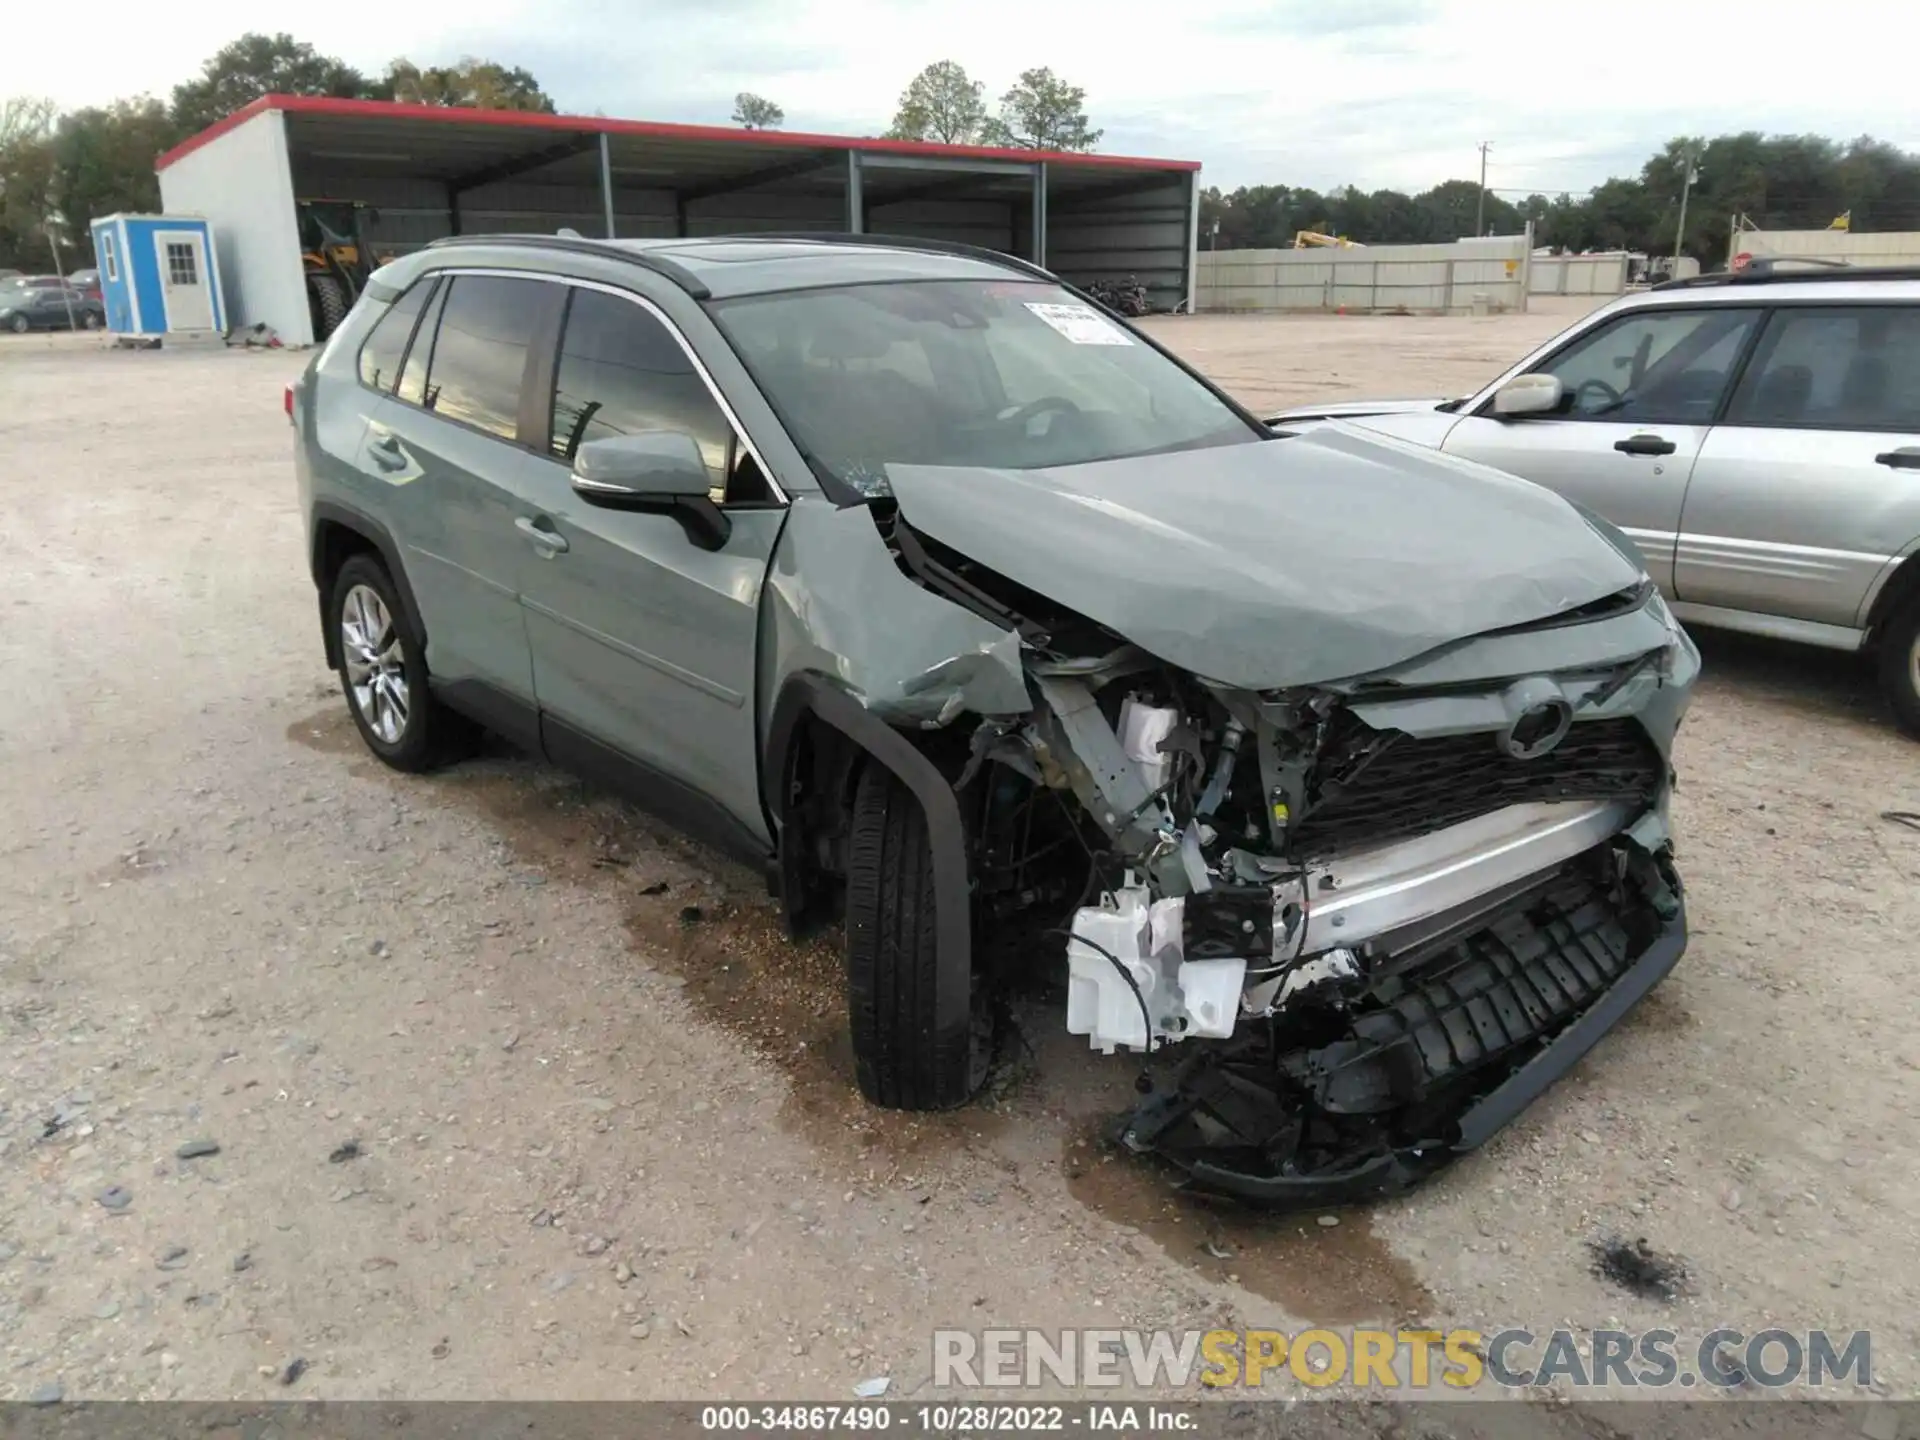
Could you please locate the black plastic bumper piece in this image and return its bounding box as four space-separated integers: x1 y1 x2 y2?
1136 900 1687 1209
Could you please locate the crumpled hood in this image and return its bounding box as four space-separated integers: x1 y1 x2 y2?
1267 396 1451 422
884 423 1644 690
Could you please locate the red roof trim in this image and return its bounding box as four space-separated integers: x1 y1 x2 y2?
155 94 1201 175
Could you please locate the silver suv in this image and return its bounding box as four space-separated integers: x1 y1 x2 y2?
1270 268 1920 734
293 233 1696 1208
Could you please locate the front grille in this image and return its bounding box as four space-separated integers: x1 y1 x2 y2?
1287 717 1663 857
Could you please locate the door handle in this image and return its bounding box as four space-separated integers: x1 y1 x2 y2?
1874 446 1920 470
367 431 408 471
515 516 569 554
1614 434 1676 457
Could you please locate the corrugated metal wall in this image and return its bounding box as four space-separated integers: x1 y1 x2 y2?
1196 236 1531 313
294 165 1193 314
1047 178 1195 312
1732 228 1920 267
300 172 1022 255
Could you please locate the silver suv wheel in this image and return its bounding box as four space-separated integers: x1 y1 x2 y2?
340 583 409 744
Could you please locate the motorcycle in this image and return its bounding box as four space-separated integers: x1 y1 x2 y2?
1085 275 1150 317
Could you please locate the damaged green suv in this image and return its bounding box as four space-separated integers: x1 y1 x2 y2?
293 234 1698 1207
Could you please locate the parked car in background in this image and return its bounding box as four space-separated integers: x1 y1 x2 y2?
0 285 105 332
1269 267 1920 735
67 268 102 300
290 233 1696 1208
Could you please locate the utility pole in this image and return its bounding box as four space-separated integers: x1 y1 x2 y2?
1475 141 1492 236
1674 149 1700 266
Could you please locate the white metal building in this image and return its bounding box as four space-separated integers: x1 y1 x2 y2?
155 95 1202 345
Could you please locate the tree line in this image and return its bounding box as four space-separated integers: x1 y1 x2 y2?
1202 133 1920 266
12 33 1915 277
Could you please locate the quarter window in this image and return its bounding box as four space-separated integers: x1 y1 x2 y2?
1529 307 1759 425
550 287 766 501
396 279 448 407
357 278 433 394
421 275 549 441
1724 306 1920 432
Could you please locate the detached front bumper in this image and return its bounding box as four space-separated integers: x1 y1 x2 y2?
1120 850 1686 1208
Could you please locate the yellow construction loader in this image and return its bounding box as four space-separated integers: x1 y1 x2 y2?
1294 230 1364 249
299 200 393 340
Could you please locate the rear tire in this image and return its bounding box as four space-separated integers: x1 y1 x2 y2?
9 314 27 334
844 762 990 1110
307 273 349 340
1878 601 1920 739
329 554 474 772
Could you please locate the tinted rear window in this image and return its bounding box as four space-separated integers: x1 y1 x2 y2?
1726 305 1920 431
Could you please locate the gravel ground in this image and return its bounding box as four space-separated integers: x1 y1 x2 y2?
2 316 1916 1415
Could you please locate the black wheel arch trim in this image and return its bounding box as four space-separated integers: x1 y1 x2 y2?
1865 550 1920 640
310 499 428 671
763 674 972 1037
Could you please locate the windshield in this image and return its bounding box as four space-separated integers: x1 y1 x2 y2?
709 279 1260 495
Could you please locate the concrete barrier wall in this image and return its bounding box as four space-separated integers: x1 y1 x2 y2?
1196 236 1530 313
1732 229 1920 267
1528 252 1629 296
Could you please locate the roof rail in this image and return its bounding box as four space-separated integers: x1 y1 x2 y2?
737 231 1059 283
1653 260 1920 291
424 233 711 298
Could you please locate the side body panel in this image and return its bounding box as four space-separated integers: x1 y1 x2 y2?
368 394 539 705
516 474 788 843
1675 426 1920 625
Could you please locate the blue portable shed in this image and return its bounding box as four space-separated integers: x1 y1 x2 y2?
90 214 227 339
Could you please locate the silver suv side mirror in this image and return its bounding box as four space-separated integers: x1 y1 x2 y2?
1492 373 1565 418
571 432 730 549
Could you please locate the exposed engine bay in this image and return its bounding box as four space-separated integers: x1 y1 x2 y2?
875 505 1694 1206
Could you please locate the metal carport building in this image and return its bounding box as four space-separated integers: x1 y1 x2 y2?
155 95 1202 346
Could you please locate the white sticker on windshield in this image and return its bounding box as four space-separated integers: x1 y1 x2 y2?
1023 302 1134 346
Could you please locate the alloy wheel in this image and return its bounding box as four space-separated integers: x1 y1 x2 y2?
340 584 409 745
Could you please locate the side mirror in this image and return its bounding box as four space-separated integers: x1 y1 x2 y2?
571 432 730 549
1492 373 1564 418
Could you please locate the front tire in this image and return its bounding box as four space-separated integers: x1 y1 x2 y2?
9 314 27 334
329 554 471 772
844 763 990 1110
1878 601 1920 739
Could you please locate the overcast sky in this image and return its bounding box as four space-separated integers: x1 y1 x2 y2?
7 0 1914 194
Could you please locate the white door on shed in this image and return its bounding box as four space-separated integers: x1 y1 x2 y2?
153 231 214 331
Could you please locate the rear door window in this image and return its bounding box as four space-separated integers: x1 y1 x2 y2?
1723 305 1920 431
356 278 433 393
420 275 550 441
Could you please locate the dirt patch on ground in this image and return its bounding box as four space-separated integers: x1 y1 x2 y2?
1063 1122 1434 1324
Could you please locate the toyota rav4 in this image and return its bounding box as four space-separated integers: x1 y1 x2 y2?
292 234 1697 1205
